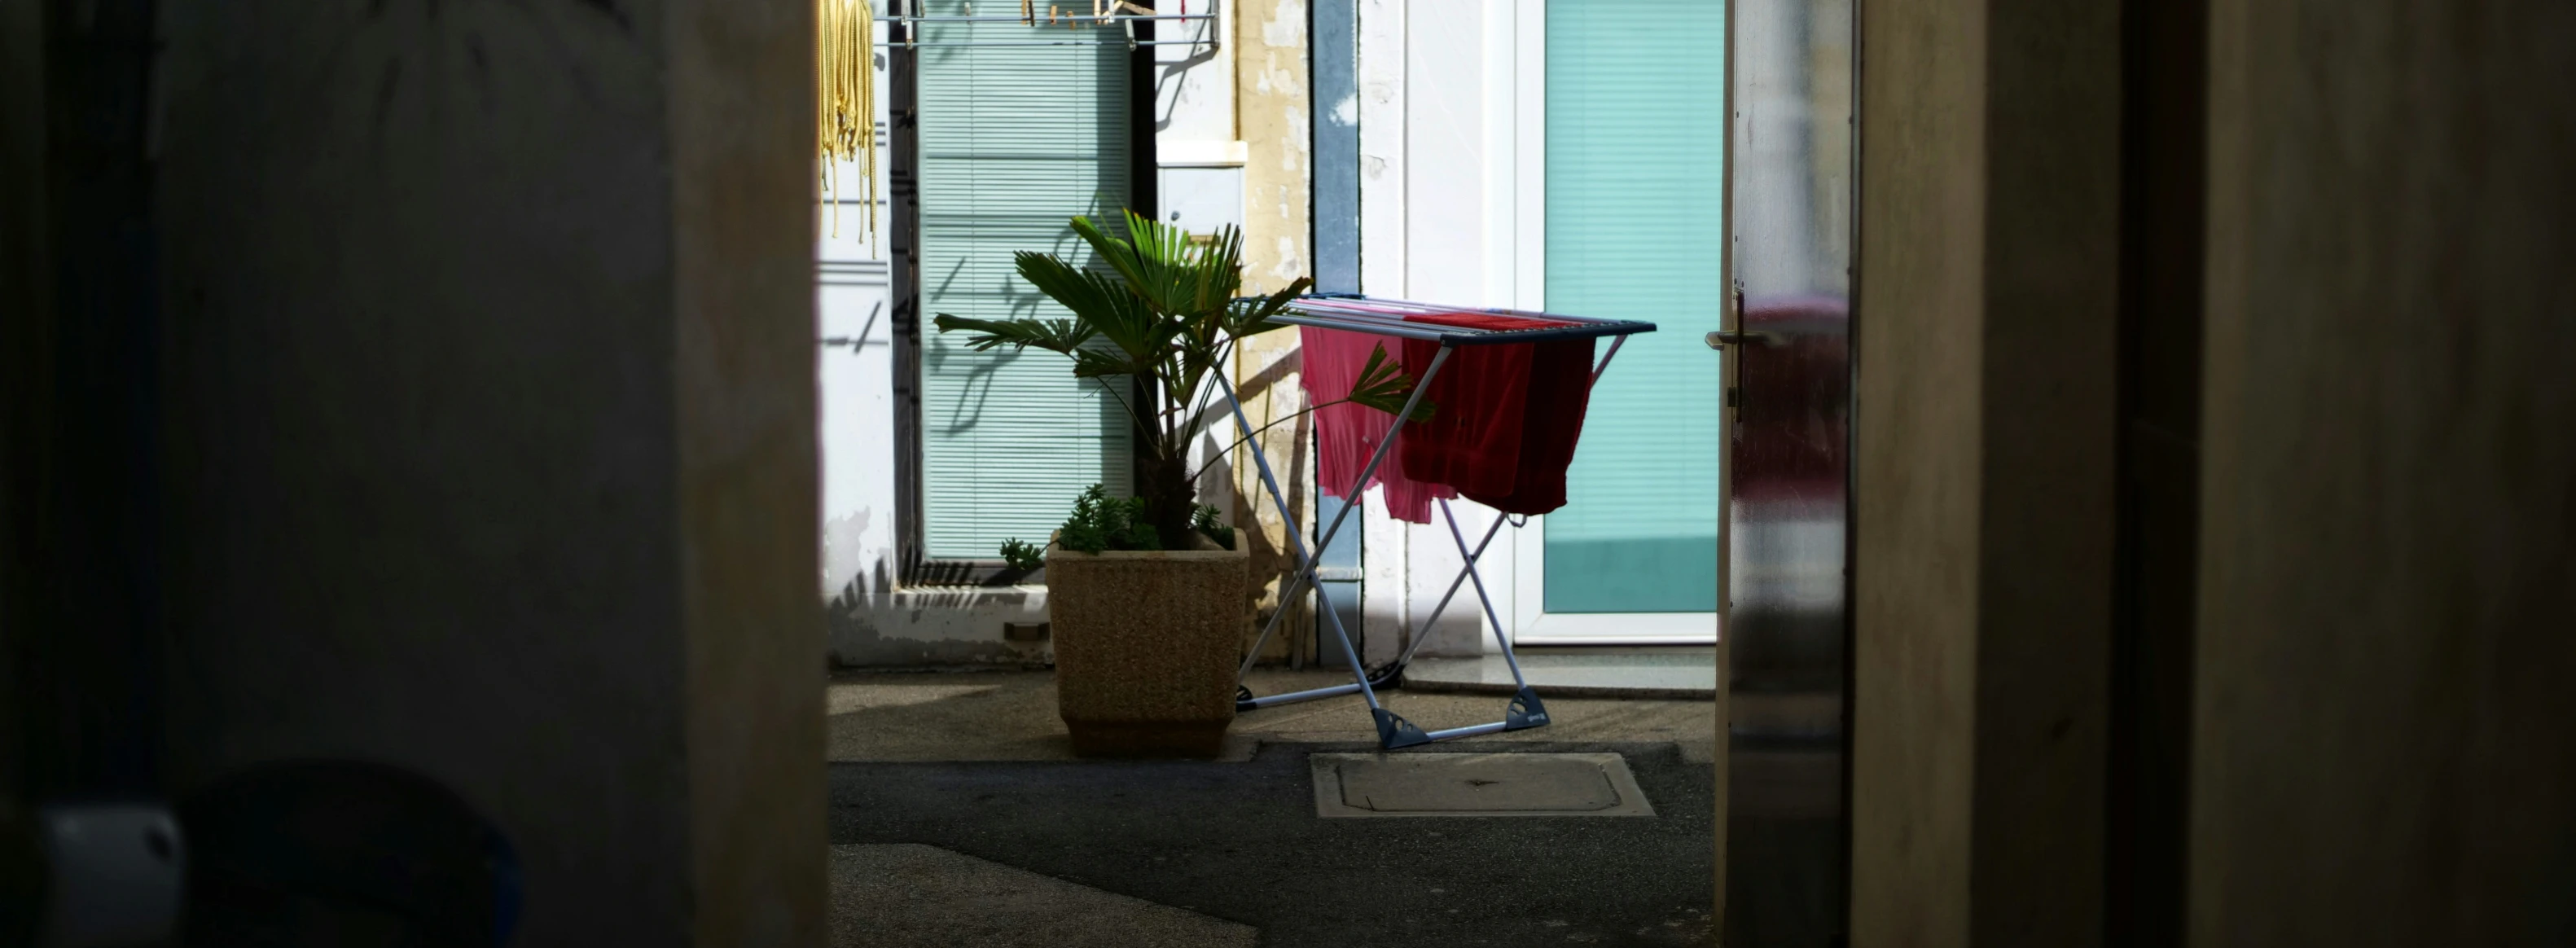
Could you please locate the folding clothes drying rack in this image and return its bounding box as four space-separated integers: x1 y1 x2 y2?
1214 294 1656 749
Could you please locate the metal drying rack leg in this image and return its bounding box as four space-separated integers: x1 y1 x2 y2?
1379 509 1512 677
1219 340 1551 748
1218 321 1636 748
1220 346 1450 749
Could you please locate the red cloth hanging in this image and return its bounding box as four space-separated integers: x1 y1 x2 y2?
1297 326 1455 524
1458 333 1595 515
1396 312 1598 517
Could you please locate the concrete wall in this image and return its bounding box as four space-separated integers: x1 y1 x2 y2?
149 1 823 943
1853 0 2576 942
0 0 46 806
1227 0 1323 664
1848 0 2122 944
2191 0 2576 942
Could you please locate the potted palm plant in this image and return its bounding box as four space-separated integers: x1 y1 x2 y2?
934 211 1418 757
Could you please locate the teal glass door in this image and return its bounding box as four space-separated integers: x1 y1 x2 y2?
1534 0 1727 628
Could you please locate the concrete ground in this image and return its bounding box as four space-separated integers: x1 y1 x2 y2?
827 669 1722 947
1404 649 1718 700
828 668 1719 765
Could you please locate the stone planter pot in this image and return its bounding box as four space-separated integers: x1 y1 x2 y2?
1044 534 1249 757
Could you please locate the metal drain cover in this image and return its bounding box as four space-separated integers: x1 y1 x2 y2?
1310 753 1655 818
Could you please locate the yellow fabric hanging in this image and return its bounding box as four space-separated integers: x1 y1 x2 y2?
817 0 876 240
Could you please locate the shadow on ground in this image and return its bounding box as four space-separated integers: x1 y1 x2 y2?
829 740 1717 947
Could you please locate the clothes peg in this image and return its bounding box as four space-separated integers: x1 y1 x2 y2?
1022 0 1033 24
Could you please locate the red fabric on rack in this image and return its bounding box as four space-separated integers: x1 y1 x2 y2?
1395 311 1597 516
1458 334 1596 515
1297 325 1455 524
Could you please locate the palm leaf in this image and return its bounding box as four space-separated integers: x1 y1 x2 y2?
1066 214 1166 309
1073 213 1246 324
1183 224 1248 316
1012 251 1173 361
1224 276 1312 338
1346 342 1434 420
1069 348 1152 380
929 314 1094 354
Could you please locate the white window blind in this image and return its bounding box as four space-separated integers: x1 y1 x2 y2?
916 3 1135 560
1540 0 1728 613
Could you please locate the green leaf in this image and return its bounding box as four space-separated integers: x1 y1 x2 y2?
998 538 1047 571
1058 485 1113 554
1191 503 1235 551
1052 483 1167 554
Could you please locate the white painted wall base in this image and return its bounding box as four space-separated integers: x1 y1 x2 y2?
828 589 1055 667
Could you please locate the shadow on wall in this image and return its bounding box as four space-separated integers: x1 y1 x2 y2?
1226 345 1315 664
826 568 1053 668
820 345 1319 671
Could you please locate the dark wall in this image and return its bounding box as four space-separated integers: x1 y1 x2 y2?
7 0 826 942
2192 0 2576 943
3 0 169 807
2107 0 2206 939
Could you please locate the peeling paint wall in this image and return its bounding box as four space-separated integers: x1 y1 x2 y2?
1241 0 1314 293
1231 0 1319 664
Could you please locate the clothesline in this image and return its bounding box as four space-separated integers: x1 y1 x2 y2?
1220 294 1657 746
1270 295 1653 346
1282 296 1652 524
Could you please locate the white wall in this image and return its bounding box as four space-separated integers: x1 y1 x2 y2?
815 15 981 666
1356 0 1414 665
1354 0 1534 659
817 182 893 606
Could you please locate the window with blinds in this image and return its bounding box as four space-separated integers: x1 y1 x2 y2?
1540 0 1728 613
915 3 1135 561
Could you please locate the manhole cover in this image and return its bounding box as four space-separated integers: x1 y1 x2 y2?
1310 753 1655 818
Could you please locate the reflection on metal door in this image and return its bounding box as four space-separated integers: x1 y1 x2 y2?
1715 0 1854 941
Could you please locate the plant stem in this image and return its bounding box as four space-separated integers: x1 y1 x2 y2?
1186 396 1359 484
1086 374 1157 440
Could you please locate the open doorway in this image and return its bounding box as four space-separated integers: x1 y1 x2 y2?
822 0 1852 945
